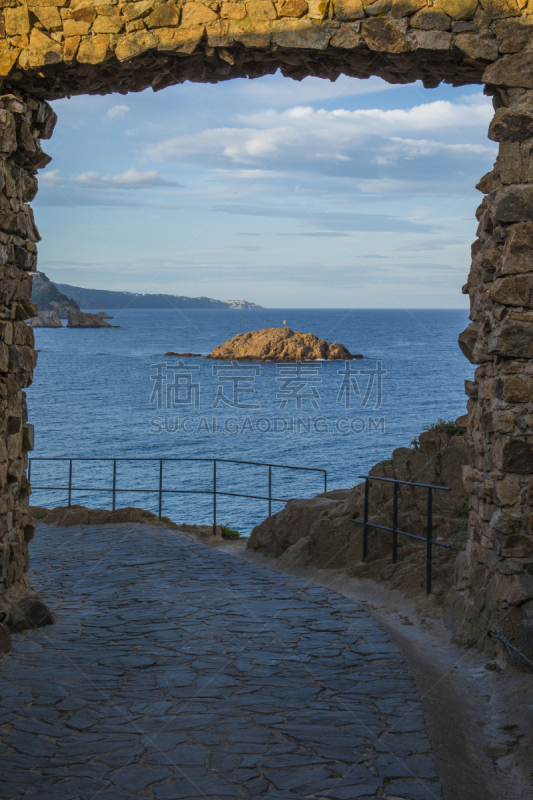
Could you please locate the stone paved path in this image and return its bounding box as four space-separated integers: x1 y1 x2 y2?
0 524 444 800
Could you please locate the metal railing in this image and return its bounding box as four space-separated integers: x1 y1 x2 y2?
28 457 327 535
350 474 451 594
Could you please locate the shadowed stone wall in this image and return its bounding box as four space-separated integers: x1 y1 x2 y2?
452 66 533 650
0 88 55 620
1 0 533 649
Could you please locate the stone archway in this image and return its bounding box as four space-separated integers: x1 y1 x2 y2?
0 0 532 650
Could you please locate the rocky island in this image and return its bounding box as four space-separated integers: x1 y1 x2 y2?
30 311 63 328
207 328 362 361
67 312 112 328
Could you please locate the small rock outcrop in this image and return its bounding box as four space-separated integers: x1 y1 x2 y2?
67 312 112 328
165 351 202 357
96 312 113 319
29 311 62 328
30 504 178 528
6 595 56 633
208 328 362 361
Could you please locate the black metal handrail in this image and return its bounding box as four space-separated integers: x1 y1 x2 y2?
28 457 327 535
349 474 451 595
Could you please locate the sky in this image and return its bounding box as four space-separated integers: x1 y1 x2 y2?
33 72 497 309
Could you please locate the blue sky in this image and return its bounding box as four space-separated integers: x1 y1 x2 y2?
34 73 496 308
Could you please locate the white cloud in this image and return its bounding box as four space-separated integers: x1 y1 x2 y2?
357 178 427 194
144 97 494 168
235 74 394 107
316 152 352 162
239 98 493 132
105 104 130 120
40 168 62 185
294 185 326 195
214 168 284 179
40 167 180 189
385 137 495 158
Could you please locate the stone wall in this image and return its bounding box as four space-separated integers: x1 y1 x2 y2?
0 0 529 98
1 0 533 649
0 88 55 619
453 73 533 651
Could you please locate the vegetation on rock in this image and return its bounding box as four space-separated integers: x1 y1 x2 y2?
220 524 240 540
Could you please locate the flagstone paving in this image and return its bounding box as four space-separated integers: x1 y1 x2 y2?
0 523 444 800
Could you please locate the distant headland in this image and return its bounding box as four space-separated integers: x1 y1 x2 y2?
51 280 262 310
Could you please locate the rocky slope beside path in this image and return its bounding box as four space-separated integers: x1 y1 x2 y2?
29 505 235 546
208 327 362 361
248 422 468 614
67 311 112 328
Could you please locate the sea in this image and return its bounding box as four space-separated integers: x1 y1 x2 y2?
26 308 474 535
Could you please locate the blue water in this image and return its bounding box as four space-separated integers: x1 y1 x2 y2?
27 309 473 533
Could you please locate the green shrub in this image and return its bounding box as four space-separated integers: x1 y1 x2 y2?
410 437 419 450
452 500 469 518
422 418 466 437
452 524 468 542
220 524 240 540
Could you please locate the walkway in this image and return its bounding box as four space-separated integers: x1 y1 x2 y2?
0 524 443 799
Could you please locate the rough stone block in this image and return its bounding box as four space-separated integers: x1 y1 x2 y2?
489 108 533 143
145 3 181 27
221 2 247 18
272 18 331 47
434 0 478 19
494 188 533 223
499 437 533 473
411 9 451 29
413 29 451 48
491 274 533 306
182 1 219 24
500 221 533 275
333 0 364 19
362 17 410 51
278 0 308 17
6 595 55 632
157 26 205 52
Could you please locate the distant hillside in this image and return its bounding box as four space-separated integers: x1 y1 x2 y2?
31 272 80 318
52 283 262 310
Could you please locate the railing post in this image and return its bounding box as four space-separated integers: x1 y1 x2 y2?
268 465 272 518
68 459 72 507
213 459 217 535
112 459 116 511
426 487 433 595
159 459 163 521
392 481 398 564
363 477 369 560
28 459 31 482
324 470 327 493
